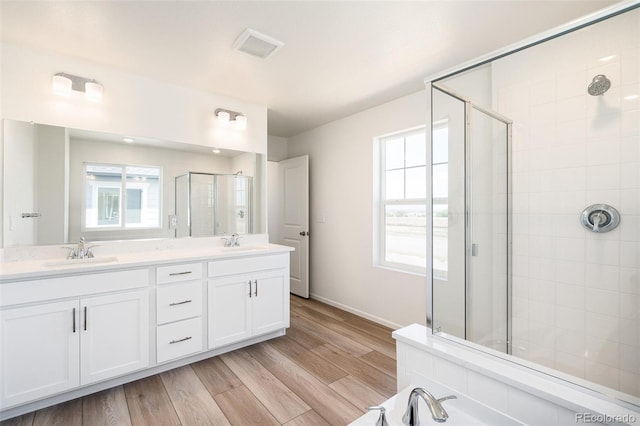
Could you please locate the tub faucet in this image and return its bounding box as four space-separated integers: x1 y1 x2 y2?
366 406 388 426
402 387 457 424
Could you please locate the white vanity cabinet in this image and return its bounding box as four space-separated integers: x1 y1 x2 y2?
0 269 149 408
0 300 80 407
208 253 289 349
0 243 293 420
80 289 149 384
155 262 204 363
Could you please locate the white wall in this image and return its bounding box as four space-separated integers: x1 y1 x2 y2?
0 43 267 154
268 135 288 162
287 91 428 328
267 161 283 245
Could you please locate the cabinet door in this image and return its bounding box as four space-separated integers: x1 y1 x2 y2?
80 289 149 384
208 275 252 349
0 300 80 407
251 269 288 336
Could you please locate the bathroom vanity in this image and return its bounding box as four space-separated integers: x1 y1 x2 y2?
0 238 292 420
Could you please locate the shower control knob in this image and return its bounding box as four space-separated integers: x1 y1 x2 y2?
580 204 620 233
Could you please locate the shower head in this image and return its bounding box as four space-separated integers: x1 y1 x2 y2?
587 74 611 96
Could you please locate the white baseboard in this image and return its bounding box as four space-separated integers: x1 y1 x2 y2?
309 293 403 330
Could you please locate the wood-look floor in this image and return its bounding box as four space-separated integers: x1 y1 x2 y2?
2 296 397 426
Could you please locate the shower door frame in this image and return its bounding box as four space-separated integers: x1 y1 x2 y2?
430 81 513 355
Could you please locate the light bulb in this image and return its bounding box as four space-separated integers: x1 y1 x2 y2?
217 110 230 124
52 74 72 96
85 81 103 102
234 114 247 130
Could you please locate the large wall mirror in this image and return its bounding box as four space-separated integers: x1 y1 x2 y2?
3 119 266 247
430 5 640 405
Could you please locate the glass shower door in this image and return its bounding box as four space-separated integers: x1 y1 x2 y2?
431 83 511 354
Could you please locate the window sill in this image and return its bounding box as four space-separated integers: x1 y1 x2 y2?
374 264 426 278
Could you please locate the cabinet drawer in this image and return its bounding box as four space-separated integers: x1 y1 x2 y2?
208 254 288 278
1 269 149 307
156 317 203 363
156 263 202 284
156 281 202 325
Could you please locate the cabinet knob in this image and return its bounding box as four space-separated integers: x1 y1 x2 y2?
299 231 309 236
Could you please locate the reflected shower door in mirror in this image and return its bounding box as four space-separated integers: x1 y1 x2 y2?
2 119 266 247
175 172 253 238
431 83 511 355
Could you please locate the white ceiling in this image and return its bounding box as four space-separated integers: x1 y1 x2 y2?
0 1 618 137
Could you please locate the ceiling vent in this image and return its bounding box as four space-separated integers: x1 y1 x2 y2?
233 28 284 59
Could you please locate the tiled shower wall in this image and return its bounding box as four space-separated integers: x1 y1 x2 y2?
494 9 640 397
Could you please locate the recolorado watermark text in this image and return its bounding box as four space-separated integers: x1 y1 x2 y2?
575 413 637 423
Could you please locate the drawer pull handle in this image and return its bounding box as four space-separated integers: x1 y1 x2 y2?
169 336 192 344
169 299 192 306
169 271 192 276
72 308 76 333
84 306 88 331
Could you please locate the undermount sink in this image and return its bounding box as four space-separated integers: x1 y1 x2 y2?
42 256 119 267
220 246 263 252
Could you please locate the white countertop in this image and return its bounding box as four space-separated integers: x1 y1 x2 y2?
0 242 293 282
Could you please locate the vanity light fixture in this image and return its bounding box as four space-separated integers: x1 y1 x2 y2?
215 108 247 131
52 72 104 102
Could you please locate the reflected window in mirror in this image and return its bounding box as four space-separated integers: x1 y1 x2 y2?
376 127 427 274
84 163 162 230
432 121 449 280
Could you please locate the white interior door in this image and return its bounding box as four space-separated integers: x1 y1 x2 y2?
277 156 309 298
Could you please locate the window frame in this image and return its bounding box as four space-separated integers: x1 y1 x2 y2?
431 120 449 280
377 126 427 275
82 162 163 232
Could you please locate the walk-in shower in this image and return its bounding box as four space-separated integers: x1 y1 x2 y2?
428 3 640 405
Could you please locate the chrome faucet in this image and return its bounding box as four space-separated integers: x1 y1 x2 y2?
77 237 86 259
65 237 98 259
221 233 242 247
402 388 457 424
366 406 388 426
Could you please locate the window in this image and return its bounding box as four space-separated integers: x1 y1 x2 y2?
377 127 427 274
84 163 161 230
432 122 449 279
